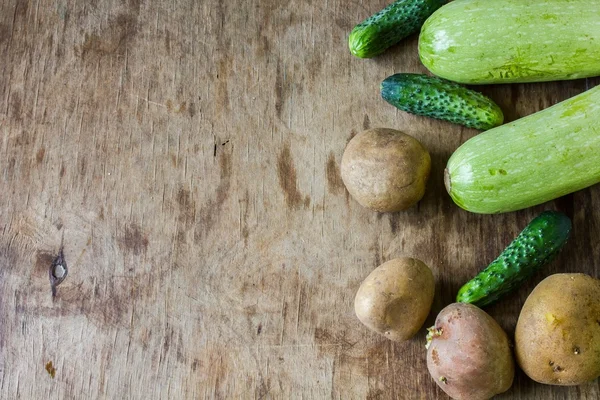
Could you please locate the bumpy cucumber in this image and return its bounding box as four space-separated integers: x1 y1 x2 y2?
349 0 445 59
381 73 503 129
457 211 572 307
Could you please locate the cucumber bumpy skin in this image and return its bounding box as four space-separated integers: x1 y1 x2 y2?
349 0 445 59
381 73 504 129
457 211 572 307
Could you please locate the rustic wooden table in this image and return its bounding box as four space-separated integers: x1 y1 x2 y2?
1 0 599 398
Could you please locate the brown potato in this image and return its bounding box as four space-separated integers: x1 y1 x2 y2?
354 257 435 342
341 128 431 212
426 303 514 400
515 273 600 386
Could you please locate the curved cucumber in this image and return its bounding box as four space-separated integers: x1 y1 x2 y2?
349 0 445 59
419 0 600 84
446 85 600 214
457 211 572 307
381 73 503 130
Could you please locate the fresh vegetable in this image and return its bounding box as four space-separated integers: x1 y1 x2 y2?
341 128 431 212
426 303 514 400
354 258 435 342
445 85 600 214
381 73 503 130
349 0 445 58
457 211 571 307
515 274 600 385
419 0 600 84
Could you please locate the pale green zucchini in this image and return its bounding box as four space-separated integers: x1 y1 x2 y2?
419 0 600 84
445 85 600 214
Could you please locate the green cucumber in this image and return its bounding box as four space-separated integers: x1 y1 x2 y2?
349 0 445 59
446 85 600 214
419 0 600 84
380 73 503 130
457 211 572 307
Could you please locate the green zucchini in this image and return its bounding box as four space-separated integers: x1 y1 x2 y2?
419 0 600 84
380 73 503 129
457 211 571 307
445 85 600 214
349 0 445 59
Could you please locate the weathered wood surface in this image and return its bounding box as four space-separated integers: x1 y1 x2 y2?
0 0 599 398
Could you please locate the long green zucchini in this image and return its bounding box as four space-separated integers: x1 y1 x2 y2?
445 85 600 214
419 0 600 84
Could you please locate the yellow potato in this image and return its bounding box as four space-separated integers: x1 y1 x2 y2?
354 257 435 342
341 128 431 212
515 273 600 385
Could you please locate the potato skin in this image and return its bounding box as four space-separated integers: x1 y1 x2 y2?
426 303 514 400
515 273 600 386
354 257 435 342
341 128 431 212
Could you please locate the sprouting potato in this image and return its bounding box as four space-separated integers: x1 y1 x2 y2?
426 303 514 400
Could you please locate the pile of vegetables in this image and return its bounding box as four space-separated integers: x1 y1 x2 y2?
344 0 600 398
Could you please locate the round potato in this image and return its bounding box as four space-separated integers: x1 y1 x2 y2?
426 303 514 400
515 273 600 386
341 128 431 212
354 257 435 342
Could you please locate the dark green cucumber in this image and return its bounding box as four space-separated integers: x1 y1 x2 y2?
457 211 572 307
349 0 445 59
381 73 504 130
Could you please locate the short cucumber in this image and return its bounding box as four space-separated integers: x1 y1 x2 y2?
380 73 503 129
457 211 572 307
445 84 600 214
349 0 445 59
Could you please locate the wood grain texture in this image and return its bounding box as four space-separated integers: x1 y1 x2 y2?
0 0 599 398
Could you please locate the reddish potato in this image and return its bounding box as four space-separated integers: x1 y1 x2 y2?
426 303 514 400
